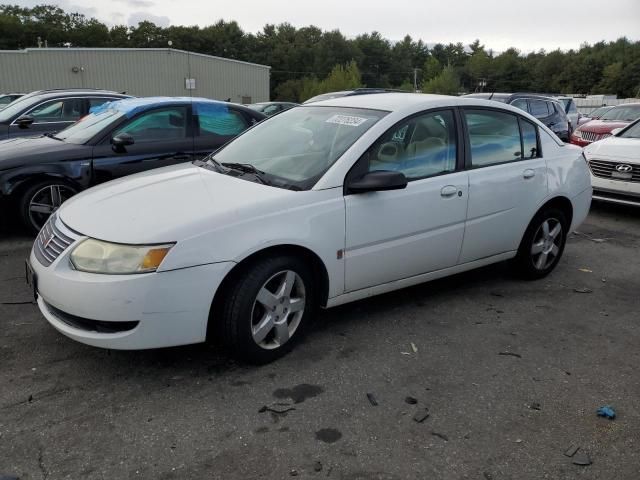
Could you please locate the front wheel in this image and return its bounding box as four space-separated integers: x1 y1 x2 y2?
18 180 77 234
219 255 316 364
512 207 568 279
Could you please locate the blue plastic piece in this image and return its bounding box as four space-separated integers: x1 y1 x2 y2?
596 405 616 419
88 97 229 117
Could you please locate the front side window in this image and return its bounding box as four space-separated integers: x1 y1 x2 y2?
363 110 457 180
209 106 386 190
114 107 187 143
529 100 550 119
195 106 248 137
511 98 528 112
28 98 84 123
465 109 522 167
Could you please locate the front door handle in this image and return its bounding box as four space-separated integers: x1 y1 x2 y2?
523 169 536 179
440 185 458 197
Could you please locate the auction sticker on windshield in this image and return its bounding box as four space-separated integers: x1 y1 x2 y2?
326 115 369 127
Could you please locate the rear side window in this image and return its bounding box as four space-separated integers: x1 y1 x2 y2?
520 119 539 159
547 102 557 114
197 109 248 137
88 97 119 110
529 100 549 118
464 110 522 167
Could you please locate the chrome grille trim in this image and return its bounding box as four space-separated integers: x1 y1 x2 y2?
589 159 640 183
33 214 80 267
580 131 611 143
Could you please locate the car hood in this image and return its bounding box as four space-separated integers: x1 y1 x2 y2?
584 136 640 162
59 163 297 244
578 119 630 134
0 135 89 170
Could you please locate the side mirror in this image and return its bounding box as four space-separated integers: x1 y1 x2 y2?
610 128 622 136
348 170 408 194
16 115 34 128
111 133 135 151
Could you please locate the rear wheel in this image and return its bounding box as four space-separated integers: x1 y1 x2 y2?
219 255 315 364
18 180 77 234
512 207 568 279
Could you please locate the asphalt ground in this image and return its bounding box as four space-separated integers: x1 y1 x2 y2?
0 201 639 479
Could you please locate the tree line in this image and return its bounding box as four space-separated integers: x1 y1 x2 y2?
1 4 639 102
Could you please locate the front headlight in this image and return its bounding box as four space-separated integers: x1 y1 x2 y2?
573 129 582 138
70 239 175 274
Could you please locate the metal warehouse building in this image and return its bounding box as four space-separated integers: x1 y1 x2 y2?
0 48 270 103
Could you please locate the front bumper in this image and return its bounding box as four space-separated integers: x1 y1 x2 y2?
590 172 640 206
30 246 234 350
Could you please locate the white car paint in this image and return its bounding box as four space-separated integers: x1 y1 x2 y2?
29 93 592 350
584 132 640 206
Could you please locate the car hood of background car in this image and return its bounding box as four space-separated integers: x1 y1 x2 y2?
59 163 298 244
579 119 630 133
585 136 640 162
0 135 89 170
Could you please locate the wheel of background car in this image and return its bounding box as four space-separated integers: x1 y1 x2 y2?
218 255 316 364
512 206 568 279
18 180 78 234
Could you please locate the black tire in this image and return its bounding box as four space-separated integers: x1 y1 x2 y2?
512 207 568 280
219 255 316 364
18 179 78 235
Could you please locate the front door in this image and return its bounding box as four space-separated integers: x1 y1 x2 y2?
459 108 548 263
91 106 194 184
344 109 468 292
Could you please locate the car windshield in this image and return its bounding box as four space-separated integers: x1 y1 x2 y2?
619 120 640 139
0 95 38 122
589 106 610 117
600 105 640 122
207 106 387 190
55 108 125 144
0 96 16 107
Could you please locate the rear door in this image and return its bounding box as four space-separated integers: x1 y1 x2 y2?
90 105 195 184
459 108 547 263
192 103 251 160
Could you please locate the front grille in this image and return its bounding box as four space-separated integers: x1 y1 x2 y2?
580 131 611 143
589 159 640 183
34 215 78 266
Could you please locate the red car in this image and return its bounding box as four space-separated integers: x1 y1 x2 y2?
571 103 640 147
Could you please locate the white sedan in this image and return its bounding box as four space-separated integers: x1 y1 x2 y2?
27 94 592 363
584 119 640 206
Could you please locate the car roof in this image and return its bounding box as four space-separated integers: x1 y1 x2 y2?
90 96 245 117
23 89 128 100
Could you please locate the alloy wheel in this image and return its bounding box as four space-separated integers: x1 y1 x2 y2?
28 184 76 232
250 270 306 350
530 218 563 271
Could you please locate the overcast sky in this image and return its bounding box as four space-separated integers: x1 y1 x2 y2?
15 0 640 52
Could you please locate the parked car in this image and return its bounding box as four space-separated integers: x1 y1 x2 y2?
304 88 407 104
463 93 571 141
0 93 25 110
0 97 265 233
0 89 130 140
553 96 581 128
247 102 298 116
570 103 640 147
26 93 591 363
578 105 615 126
584 118 640 206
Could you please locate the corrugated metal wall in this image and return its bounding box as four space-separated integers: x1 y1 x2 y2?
0 48 270 103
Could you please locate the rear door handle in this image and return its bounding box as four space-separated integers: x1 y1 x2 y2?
440 185 458 197
523 169 536 179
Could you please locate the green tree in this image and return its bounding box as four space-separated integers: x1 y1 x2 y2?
422 65 460 95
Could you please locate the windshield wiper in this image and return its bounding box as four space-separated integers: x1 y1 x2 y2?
221 162 270 185
44 132 62 141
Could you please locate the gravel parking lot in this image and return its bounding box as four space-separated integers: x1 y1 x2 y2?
1 202 638 480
